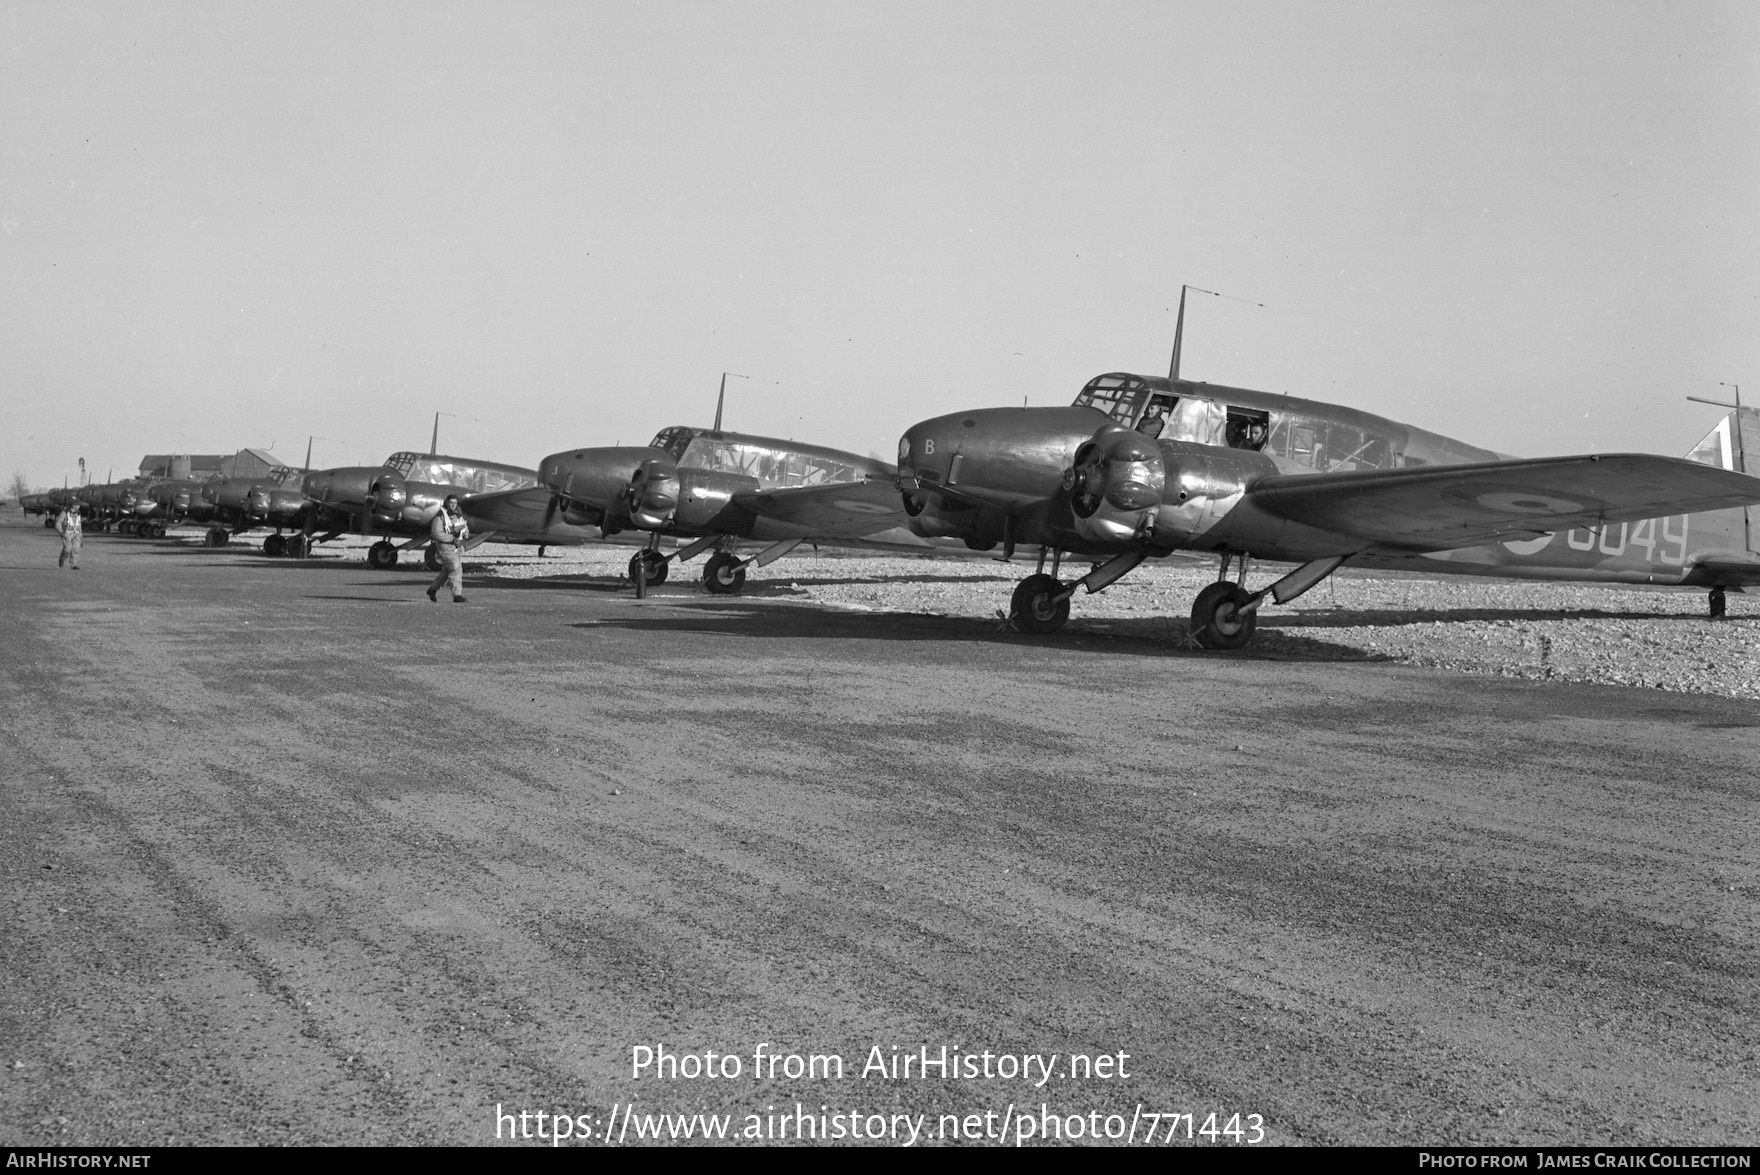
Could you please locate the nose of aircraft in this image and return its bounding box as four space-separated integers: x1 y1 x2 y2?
306 468 377 508
538 446 666 513
899 405 1130 511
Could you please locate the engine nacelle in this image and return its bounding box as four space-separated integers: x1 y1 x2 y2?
624 457 680 529
1151 442 1262 546
1062 425 1165 545
903 484 977 539
364 476 408 528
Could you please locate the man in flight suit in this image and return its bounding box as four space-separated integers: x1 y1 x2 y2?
56 504 83 570
425 495 469 603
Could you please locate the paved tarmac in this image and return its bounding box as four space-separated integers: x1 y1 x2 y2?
2 521 1756 1146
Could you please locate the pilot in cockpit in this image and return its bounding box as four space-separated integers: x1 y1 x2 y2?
1136 404 1167 439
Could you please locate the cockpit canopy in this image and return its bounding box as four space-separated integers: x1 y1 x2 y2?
648 428 862 489
383 452 537 494
1071 372 1396 472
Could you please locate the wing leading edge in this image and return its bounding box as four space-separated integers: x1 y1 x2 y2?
460 486 599 543
1245 454 1760 552
731 476 910 538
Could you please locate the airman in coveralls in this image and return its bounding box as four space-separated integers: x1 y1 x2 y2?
56 505 83 570
425 495 469 603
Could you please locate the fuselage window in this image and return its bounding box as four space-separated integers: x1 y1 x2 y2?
1225 408 1270 452
1136 393 1178 438
1170 398 1224 446
391 457 534 494
1290 425 1316 466
679 439 858 488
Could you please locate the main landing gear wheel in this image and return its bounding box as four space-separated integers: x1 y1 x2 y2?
702 551 746 595
263 534 287 557
628 551 668 586
1010 574 1071 634
366 541 398 570
204 526 229 548
1190 582 1256 649
424 545 442 572
284 535 309 559
1709 587 1727 619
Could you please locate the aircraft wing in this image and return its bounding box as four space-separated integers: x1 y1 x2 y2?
731 477 911 538
461 486 599 543
1246 454 1760 551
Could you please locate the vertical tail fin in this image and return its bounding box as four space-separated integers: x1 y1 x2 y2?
1684 409 1757 475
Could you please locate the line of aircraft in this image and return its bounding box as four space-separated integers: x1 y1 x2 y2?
20 324 1760 648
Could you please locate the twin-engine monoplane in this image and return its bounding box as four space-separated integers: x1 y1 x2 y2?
536 394 955 591
898 373 1760 646
300 449 599 567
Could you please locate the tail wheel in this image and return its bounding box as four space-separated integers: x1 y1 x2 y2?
628 551 669 586
1190 582 1257 649
702 551 746 595
1010 573 1070 634
366 541 398 570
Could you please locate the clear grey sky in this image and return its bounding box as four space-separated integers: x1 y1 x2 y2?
3 1 1755 487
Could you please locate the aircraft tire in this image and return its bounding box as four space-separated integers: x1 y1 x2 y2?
263 534 287 557
1190 581 1256 649
629 551 669 586
1010 573 1070 634
366 541 399 570
204 526 226 548
285 535 309 559
702 552 745 595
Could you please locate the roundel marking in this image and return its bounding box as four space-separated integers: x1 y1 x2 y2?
1476 491 1584 515
833 500 895 514
1501 533 1557 555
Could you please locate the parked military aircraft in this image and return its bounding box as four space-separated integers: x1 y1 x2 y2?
300 449 599 567
897 372 1760 647
536 378 939 592
145 478 223 535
